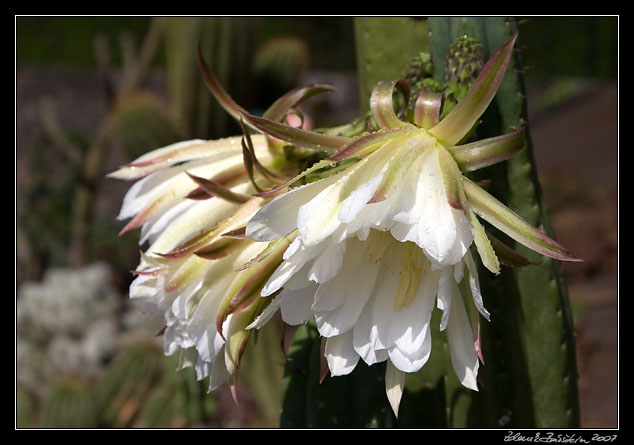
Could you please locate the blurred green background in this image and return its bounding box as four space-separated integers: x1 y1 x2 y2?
16 16 618 428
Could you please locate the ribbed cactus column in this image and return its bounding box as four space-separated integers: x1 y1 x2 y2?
278 16 580 429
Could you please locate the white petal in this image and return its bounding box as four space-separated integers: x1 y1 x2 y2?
385 360 405 418
464 251 490 321
385 147 429 226
297 150 393 247
338 171 384 224
110 137 252 180
246 292 283 330
297 182 344 246
441 208 474 267
389 267 440 355
129 271 160 300
315 272 375 337
246 177 335 242
119 153 245 229
437 268 454 331
118 173 160 221
352 296 388 366
387 328 431 373
307 238 346 283
208 348 229 391
446 282 480 391
140 199 193 245
109 139 206 180
282 236 303 261
280 284 318 326
416 150 459 266
193 354 212 382
170 281 201 320
352 242 400 358
324 331 360 376
311 237 374 312
389 219 418 244
261 260 303 297
145 196 238 257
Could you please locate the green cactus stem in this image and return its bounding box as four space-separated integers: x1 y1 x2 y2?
41 378 98 428
441 35 488 118
277 16 579 429
428 16 579 428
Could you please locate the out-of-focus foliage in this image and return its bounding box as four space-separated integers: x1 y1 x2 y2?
518 16 617 79
16 16 316 428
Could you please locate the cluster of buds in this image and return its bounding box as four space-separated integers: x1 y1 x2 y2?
111 32 579 416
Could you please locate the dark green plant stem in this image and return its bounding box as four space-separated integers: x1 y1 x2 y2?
428 16 579 428
279 16 579 429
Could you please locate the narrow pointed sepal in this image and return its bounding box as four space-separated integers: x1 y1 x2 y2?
186 172 252 203
385 361 405 419
368 133 430 203
230 379 240 406
235 234 296 271
194 237 247 260
197 46 250 127
241 112 349 153
370 79 411 130
430 33 518 147
450 127 526 172
160 198 263 259
487 231 541 268
413 90 442 129
328 127 415 162
463 178 582 262
262 84 336 122
467 208 501 275
215 235 293 337
239 119 287 186
251 157 337 198
437 145 467 212
319 338 329 384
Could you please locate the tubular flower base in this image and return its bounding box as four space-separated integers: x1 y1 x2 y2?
243 33 580 415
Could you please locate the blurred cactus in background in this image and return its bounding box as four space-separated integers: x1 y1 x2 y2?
17 263 121 394
16 262 217 428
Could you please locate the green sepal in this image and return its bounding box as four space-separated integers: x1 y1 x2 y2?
194 237 248 260
215 235 292 341
370 79 411 129
487 231 540 268
413 90 442 129
367 134 428 204
197 45 251 128
463 178 581 262
328 127 415 162
437 144 467 212
185 172 252 203
430 33 518 147
262 84 336 122
241 112 350 153
450 127 526 172
159 198 263 258
467 206 501 275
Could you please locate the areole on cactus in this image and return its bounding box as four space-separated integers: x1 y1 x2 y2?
112 19 580 427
